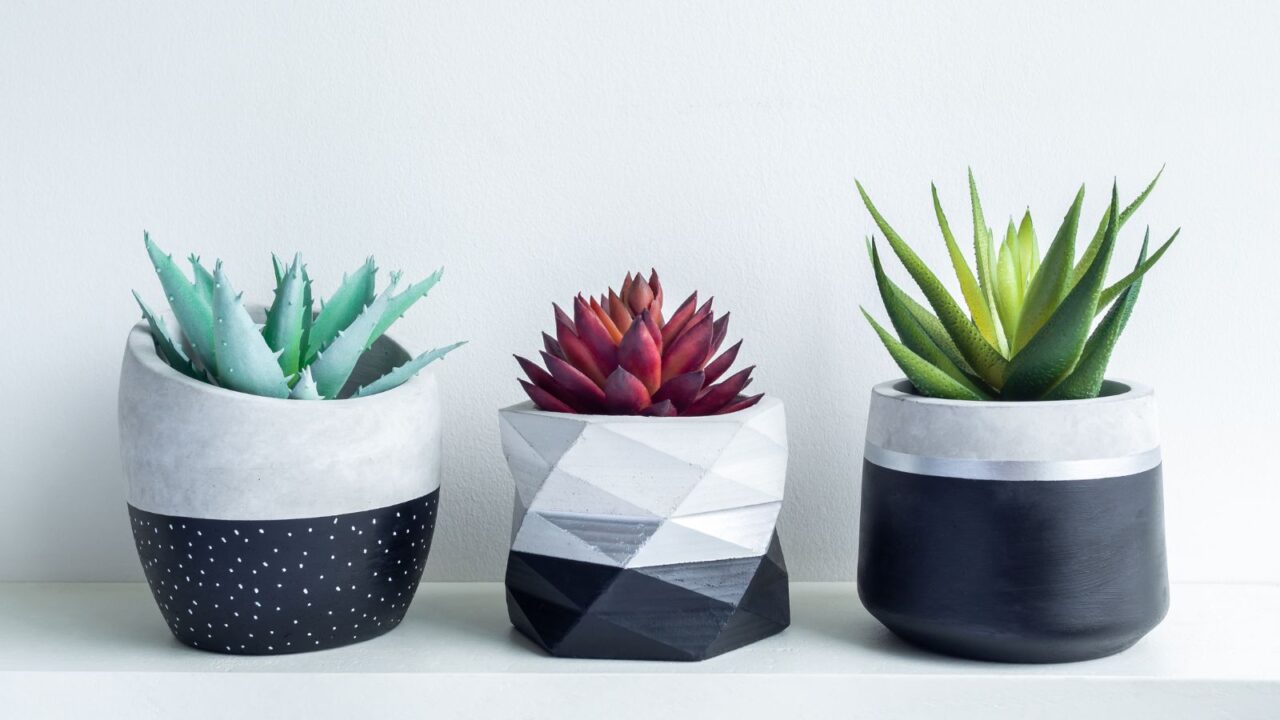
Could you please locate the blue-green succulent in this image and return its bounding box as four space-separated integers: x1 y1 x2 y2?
134 234 465 399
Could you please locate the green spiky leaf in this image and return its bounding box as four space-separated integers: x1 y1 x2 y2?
288 367 322 400
861 309 983 401
211 263 290 398
145 233 217 373
968 170 1000 335
263 253 307 376
1002 184 1120 399
1096 228 1179 313
1016 210 1040 284
368 267 443 349
994 221 1021 349
308 278 397 399
932 184 1001 353
1013 186 1085 353
305 257 377 363
1072 166 1163 287
1046 231 1150 400
189 255 216 309
352 341 468 398
132 291 201 380
857 181 1008 387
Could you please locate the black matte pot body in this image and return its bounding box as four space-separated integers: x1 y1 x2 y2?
858 462 1168 663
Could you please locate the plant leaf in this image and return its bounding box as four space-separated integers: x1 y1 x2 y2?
189 255 216 309
1016 211 1040 291
1012 185 1085 354
967 169 1006 353
299 265 314 369
132 291 201 379
1096 228 1179 313
1072 166 1163 288
994 221 1022 349
308 277 396 399
211 263 290 398
305 257 377 363
289 367 322 400
263 253 307 376
857 181 1008 387
871 241 990 397
145 233 217 373
932 183 1001 352
353 341 467 398
861 309 984 401
369 267 443 347
1002 184 1120 399
1045 231 1150 400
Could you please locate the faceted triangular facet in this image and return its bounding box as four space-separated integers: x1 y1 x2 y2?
512 512 622 567
539 511 661 566
502 411 587 469
670 502 781 556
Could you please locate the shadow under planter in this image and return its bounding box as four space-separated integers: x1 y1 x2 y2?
857 380 1169 664
118 321 444 655
499 398 791 661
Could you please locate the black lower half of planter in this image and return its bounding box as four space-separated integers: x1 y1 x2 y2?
505 532 790 661
857 462 1168 663
128 490 439 655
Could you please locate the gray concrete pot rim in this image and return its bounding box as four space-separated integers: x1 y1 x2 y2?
872 378 1153 408
499 394 782 422
125 320 434 407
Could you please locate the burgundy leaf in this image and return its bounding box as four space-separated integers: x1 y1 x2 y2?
661 292 697 346
669 300 713 347
626 273 655 313
603 366 651 414
574 295 619 376
662 314 713 381
542 332 566 361
557 317 608 387
589 296 623 343
520 380 575 413
652 370 704 412
707 312 730 362
541 351 606 411
553 302 574 332
714 393 764 415
702 340 741 384
642 309 663 355
648 269 663 323
642 399 677 417
685 366 755 415
606 288 632 332
617 311 662 394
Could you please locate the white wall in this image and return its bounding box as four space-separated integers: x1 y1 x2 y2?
2 1 1277 584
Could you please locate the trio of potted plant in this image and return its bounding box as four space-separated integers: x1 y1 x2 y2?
120 169 1177 664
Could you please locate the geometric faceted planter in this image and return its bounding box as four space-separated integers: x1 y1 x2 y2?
499 397 790 661
858 379 1169 663
118 321 442 655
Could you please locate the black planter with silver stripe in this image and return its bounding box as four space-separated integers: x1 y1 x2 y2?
857 380 1169 663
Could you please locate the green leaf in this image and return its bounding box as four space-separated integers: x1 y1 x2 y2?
1002 184 1121 399
288 367 322 400
1045 232 1150 400
932 183 1001 352
211 263 290 398
871 241 991 397
860 309 983 401
857 181 1008 388
1072 166 1163 287
369 267 444 348
272 253 284 287
263 253 307 376
305 257 377 363
308 277 397 399
968 169 1005 351
1013 185 1085 353
132 291 201 380
353 341 468 398
1096 228 1179 313
1016 211 1040 290
189 255 216 309
994 221 1022 349
299 265 314 369
144 233 217 373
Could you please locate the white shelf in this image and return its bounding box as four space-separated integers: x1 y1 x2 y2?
2 582 1277 719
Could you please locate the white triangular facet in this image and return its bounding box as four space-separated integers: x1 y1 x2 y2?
530 468 661 518
705 426 787 501
553 425 710 516
501 410 587 468
599 419 741 469
512 511 622 567
500 415 552 510
540 511 661 565
743 400 788 448
626 517 761 568
672 470 780 516
670 502 781 556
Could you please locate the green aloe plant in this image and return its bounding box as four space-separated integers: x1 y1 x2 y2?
134 234 465 399
858 170 1178 401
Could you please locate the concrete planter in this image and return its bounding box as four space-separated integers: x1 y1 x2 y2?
499 397 790 661
118 321 442 655
858 379 1169 663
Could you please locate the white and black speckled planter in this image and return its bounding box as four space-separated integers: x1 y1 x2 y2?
858 379 1169 664
118 321 442 655
499 398 790 661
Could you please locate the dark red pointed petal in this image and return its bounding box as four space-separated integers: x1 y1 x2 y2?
603 367 651 415
520 379 576 413
553 302 575 332
661 292 697 345
653 370 705 411
517 355 582 410
648 270 663 323
607 288 632 332
617 312 662 394
707 312 730 362
642 310 663 355
702 340 741 384
589 297 623 343
714 393 764 415
557 318 608 387
642 399 677 417
541 351 606 411
662 314 712 381
685 366 755 415
626 274 655 313
574 295 619 375
542 332 566 360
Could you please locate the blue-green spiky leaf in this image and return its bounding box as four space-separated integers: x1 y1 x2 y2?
352 341 467 398
145 233 217 373
189 255 216 309
305 257 377 363
308 278 397 399
263 253 307 376
132 291 201 380
211 263 290 398
288 367 322 400
368 267 443 347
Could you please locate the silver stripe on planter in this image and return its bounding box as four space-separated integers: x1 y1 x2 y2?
863 443 1163 481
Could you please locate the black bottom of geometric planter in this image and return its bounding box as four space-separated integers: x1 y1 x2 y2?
858 461 1169 664
505 533 789 661
128 490 438 655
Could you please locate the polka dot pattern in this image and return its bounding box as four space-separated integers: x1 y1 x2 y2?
129 491 438 655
